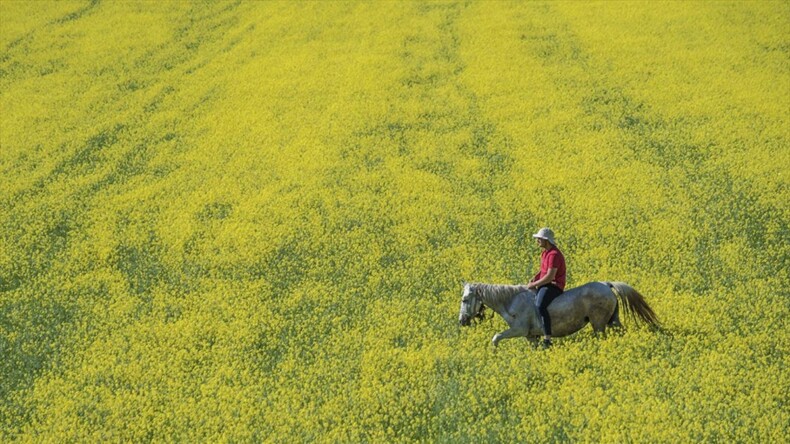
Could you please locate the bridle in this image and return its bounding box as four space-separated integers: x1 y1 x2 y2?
461 285 488 325
474 303 488 321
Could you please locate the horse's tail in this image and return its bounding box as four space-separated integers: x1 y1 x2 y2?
607 282 660 327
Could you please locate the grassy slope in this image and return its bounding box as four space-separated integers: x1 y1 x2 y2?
1 1 788 442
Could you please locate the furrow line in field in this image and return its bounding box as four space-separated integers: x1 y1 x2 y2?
515 3 787 294
0 3 258 424
323 2 534 288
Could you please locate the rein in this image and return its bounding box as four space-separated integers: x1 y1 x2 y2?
474 303 488 322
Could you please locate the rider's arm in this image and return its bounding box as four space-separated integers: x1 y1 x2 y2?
528 268 557 289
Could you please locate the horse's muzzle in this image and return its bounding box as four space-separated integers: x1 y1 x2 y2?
459 315 471 327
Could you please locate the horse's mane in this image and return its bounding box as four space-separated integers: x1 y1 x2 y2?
473 283 532 306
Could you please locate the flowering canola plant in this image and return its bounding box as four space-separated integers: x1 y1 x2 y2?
1 1 788 442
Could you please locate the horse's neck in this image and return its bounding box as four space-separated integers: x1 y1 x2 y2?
480 284 532 312
482 295 507 314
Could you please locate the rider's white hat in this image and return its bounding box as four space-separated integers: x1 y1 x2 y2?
532 227 557 245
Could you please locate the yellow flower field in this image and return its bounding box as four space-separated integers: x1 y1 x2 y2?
1 1 788 442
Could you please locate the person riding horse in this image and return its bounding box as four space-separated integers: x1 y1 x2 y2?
526 228 566 349
458 228 659 347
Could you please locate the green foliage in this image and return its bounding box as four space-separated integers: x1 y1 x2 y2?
1 1 788 442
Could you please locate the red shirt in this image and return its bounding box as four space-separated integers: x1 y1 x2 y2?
534 247 566 290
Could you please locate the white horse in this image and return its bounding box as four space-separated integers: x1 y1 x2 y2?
458 282 659 347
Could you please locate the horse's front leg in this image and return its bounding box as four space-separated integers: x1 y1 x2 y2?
492 327 525 347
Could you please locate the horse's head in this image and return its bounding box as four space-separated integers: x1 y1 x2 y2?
459 283 485 326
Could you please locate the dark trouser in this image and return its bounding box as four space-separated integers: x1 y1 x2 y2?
536 284 563 336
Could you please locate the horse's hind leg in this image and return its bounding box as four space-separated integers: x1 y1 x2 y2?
608 303 623 328
591 320 607 337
